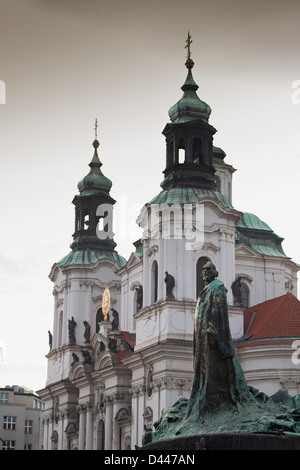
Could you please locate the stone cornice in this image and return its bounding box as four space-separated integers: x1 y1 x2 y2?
151 377 192 391
134 298 196 320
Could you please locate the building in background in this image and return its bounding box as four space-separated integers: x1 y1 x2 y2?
0 385 44 450
38 41 299 450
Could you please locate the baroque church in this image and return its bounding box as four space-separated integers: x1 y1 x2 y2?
38 39 300 450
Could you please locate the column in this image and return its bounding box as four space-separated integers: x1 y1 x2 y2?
57 413 64 450
78 406 86 450
130 391 138 450
143 242 150 307
105 398 113 450
158 240 164 301
137 386 146 448
112 399 119 450
219 229 227 287
52 292 58 349
85 404 93 450
85 281 93 326
43 417 49 450
62 282 69 346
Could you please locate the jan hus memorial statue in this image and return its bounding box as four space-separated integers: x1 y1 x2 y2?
144 262 300 450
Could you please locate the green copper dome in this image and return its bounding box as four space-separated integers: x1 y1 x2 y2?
236 213 287 258
168 65 211 124
236 213 273 232
77 140 112 196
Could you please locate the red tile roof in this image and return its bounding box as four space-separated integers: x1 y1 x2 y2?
115 350 134 363
235 293 300 348
121 331 136 350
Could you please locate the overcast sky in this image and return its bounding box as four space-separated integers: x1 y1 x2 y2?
0 0 299 393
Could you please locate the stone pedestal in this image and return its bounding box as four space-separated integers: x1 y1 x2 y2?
99 321 111 337
142 433 300 450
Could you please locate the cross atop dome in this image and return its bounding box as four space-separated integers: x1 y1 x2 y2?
185 31 194 69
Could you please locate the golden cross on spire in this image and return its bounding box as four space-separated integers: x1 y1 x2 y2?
185 32 192 60
94 118 99 140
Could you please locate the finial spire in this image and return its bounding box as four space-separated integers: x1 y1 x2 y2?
185 31 194 69
93 118 100 149
94 118 98 140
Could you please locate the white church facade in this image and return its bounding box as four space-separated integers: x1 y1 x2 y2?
38 47 299 450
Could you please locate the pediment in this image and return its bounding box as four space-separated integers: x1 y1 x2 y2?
126 252 142 269
70 361 85 381
235 243 261 258
94 350 114 371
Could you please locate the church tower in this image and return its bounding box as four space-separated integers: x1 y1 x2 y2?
124 34 243 447
42 124 126 449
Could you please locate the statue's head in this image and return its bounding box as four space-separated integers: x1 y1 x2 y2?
202 261 218 284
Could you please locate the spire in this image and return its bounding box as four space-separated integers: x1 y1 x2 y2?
89 118 102 168
185 31 194 70
70 121 116 253
161 34 217 191
77 120 112 195
168 33 211 124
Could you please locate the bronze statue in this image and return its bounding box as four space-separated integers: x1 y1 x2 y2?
83 320 91 343
136 286 143 311
164 271 175 300
187 261 251 417
48 330 52 351
71 352 79 366
68 316 77 345
111 308 119 331
150 262 300 444
231 277 242 306
81 349 91 365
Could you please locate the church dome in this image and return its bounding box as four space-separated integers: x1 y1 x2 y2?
168 65 211 124
213 146 227 163
236 213 286 258
236 213 273 232
77 140 112 196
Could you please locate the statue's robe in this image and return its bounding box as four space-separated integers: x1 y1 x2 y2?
187 279 251 418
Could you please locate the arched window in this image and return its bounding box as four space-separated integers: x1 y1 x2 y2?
215 175 221 192
143 406 153 432
196 257 210 298
83 209 89 230
178 149 185 164
178 138 185 164
240 284 249 309
58 311 63 347
167 141 174 168
193 138 203 164
152 261 158 303
97 420 105 450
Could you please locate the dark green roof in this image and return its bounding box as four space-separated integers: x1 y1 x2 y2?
236 213 287 258
149 187 233 208
168 68 211 124
77 141 112 197
236 213 273 232
57 249 127 268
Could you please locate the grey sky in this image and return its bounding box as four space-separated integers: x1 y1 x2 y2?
0 0 299 391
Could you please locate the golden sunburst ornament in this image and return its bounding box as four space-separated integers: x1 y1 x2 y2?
102 287 110 321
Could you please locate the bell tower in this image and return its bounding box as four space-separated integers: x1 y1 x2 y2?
46 121 126 386
161 33 217 191
71 120 116 253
